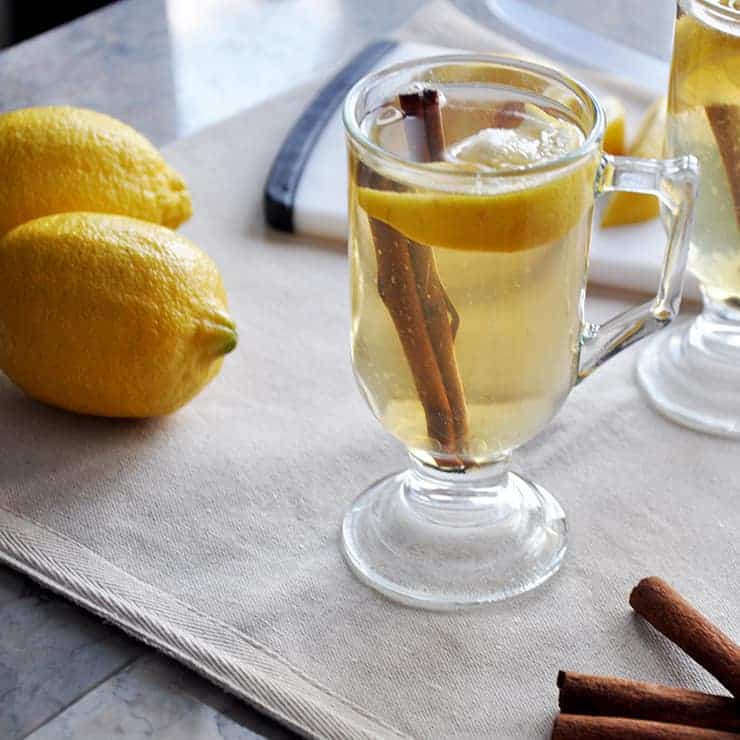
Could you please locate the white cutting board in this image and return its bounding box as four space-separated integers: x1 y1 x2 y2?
291 41 699 300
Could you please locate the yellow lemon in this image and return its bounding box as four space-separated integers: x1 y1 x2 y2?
0 213 236 417
358 158 597 252
602 96 626 155
0 106 192 236
601 96 666 228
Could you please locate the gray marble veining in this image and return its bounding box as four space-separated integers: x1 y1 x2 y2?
0 578 144 737
0 1 179 145
0 0 429 146
0 566 32 609
27 654 298 739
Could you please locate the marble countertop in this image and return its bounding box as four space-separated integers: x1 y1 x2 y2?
0 0 435 147
0 1 673 738
0 0 674 148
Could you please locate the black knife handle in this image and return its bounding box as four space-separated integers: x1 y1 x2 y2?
263 39 398 233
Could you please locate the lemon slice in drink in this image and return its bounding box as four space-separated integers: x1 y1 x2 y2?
359 106 596 252
359 168 594 252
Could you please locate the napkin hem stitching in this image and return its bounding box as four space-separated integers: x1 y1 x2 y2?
0 503 412 740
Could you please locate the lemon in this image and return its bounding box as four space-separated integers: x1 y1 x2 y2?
602 96 626 155
0 106 192 236
358 158 596 252
601 97 666 228
0 213 236 417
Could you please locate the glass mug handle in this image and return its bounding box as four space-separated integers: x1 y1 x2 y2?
578 153 699 380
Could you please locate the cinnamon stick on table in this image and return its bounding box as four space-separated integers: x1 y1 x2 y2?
630 577 740 698
706 104 740 230
557 671 739 733
366 88 468 459
551 714 739 740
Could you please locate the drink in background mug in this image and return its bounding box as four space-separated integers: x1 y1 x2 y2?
638 0 740 436
343 55 698 609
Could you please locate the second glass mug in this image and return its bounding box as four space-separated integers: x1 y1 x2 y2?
638 0 740 436
342 55 698 609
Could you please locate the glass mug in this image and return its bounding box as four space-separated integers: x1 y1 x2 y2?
342 55 698 609
638 0 740 436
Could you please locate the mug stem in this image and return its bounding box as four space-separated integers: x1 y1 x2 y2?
341 456 567 610
405 451 511 524
637 291 740 437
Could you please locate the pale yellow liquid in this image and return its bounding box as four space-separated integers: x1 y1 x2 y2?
666 10 740 301
350 88 593 465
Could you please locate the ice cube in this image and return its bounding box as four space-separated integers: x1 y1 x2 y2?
446 104 583 171
448 127 542 169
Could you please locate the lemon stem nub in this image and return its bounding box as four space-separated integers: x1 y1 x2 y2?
222 331 238 355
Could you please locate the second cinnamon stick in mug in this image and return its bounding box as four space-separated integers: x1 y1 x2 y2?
400 90 469 450
366 89 468 459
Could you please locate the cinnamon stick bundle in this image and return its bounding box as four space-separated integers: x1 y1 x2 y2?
630 577 740 698
400 90 468 450
557 671 739 733
364 88 468 460
552 714 739 739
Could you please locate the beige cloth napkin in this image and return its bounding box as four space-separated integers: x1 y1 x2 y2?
0 6 737 740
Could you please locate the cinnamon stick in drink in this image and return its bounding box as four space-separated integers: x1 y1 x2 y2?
400 90 432 162
705 104 740 230
557 671 739 733
400 90 469 449
630 577 740 698
369 217 458 451
552 714 738 739
406 242 468 450
421 87 447 154
363 89 468 459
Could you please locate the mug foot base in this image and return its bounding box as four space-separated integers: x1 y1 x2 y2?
341 469 567 610
637 317 740 438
